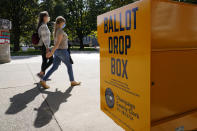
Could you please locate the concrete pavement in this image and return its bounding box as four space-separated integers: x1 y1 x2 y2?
0 52 123 131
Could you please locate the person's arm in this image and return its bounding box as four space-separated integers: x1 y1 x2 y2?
40 25 50 50
46 33 63 58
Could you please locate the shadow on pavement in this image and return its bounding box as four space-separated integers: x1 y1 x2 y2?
34 86 74 128
5 83 41 114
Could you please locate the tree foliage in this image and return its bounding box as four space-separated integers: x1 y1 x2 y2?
107 0 138 10
0 0 196 51
0 0 39 51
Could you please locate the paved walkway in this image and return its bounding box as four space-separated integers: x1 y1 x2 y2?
0 53 123 131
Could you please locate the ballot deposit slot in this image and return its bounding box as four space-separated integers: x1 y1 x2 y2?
97 0 197 130
0 18 11 63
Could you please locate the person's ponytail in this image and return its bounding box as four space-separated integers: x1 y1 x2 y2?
54 22 58 38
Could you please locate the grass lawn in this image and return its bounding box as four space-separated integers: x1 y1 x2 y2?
11 46 98 56
11 50 42 56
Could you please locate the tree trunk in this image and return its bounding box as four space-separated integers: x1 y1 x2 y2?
12 16 20 52
79 37 84 50
13 33 20 52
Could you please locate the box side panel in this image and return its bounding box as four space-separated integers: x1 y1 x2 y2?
151 50 197 123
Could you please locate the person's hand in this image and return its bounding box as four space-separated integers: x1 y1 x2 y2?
46 51 52 58
46 48 50 53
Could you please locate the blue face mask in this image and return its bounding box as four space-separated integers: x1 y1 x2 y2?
62 24 66 29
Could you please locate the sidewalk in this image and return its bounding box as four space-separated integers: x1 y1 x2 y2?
0 53 123 131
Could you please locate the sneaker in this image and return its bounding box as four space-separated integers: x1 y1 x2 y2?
40 81 50 89
71 81 81 87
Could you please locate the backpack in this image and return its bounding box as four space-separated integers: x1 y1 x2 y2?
32 32 40 45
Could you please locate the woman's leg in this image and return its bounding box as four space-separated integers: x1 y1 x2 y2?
59 50 74 81
41 53 47 73
42 55 53 72
42 54 61 81
37 45 47 78
60 50 80 86
41 45 47 74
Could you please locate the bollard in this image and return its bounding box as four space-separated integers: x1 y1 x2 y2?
98 0 197 130
0 18 11 64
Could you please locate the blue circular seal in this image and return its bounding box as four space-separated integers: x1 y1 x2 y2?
105 88 115 108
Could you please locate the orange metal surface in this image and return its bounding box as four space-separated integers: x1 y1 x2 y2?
98 0 151 130
151 0 197 49
150 1 197 129
151 109 197 131
151 49 197 122
98 0 197 130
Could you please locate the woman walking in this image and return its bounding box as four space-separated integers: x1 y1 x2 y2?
40 16 80 89
37 11 53 78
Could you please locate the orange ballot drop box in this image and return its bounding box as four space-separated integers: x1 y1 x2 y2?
97 0 197 130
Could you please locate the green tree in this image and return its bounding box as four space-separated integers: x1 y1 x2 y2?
63 0 87 49
39 0 56 20
87 0 108 31
0 0 39 51
106 0 138 10
62 0 108 49
0 0 142 51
